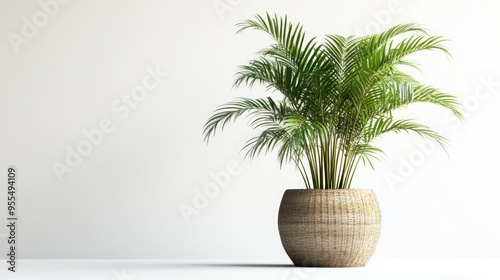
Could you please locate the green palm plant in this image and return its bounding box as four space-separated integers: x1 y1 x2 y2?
203 13 463 190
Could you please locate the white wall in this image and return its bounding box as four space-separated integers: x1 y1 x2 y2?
0 0 499 259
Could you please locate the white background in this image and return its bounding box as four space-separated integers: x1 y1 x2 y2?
0 0 499 260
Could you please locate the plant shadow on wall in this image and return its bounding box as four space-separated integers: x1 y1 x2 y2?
203 13 463 267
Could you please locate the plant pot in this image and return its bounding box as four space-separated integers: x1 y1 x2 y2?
277 189 381 267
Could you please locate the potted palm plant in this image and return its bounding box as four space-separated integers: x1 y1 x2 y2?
203 13 463 267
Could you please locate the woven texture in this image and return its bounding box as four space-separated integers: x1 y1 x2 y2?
278 189 382 267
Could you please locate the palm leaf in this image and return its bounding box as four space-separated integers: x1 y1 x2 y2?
204 14 463 189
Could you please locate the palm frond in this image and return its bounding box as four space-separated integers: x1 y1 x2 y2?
203 97 287 142
363 117 449 150
204 14 463 189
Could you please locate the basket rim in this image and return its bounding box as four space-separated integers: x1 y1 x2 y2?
283 188 375 192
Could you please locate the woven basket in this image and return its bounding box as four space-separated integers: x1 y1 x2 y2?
277 189 382 267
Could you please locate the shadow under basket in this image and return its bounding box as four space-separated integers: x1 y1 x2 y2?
277 189 382 267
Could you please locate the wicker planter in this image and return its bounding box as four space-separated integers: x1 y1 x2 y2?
277 189 382 267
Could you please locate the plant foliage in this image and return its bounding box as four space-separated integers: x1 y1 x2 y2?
203 13 463 189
